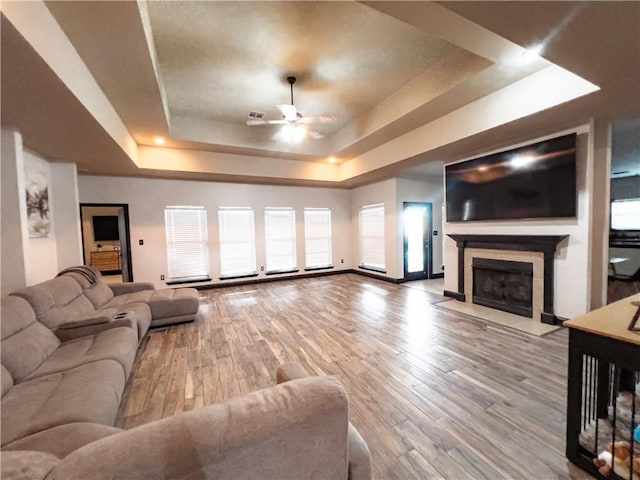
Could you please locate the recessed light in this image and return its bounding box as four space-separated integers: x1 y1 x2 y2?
328 156 337 164
154 137 166 145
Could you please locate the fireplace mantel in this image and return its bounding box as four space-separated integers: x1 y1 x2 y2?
445 234 569 324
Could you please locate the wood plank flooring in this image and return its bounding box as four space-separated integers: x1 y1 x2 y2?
116 274 591 479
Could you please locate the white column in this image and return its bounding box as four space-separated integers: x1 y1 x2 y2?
589 119 612 309
50 162 82 269
1 128 29 295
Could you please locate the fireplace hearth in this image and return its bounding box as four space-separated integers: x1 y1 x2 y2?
472 258 534 317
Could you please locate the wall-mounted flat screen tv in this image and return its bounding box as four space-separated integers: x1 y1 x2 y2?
445 133 577 222
92 215 119 241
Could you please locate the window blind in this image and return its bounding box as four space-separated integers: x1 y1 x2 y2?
265 207 297 272
359 203 385 270
218 207 256 277
164 206 210 281
304 208 332 268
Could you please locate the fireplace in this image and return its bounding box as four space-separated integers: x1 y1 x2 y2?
445 234 568 324
472 258 533 317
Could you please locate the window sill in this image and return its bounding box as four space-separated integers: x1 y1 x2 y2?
304 265 334 272
166 276 212 285
219 272 259 280
358 265 387 274
265 268 299 276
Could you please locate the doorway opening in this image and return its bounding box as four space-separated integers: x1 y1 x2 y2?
79 203 133 283
403 202 433 281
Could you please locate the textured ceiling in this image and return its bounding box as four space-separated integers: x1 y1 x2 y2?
2 1 638 187
148 1 467 131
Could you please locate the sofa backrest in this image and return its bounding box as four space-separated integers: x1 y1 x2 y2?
59 270 114 309
10 276 96 330
1 365 13 397
1 296 60 383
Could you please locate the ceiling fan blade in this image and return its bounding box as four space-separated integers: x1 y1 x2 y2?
307 129 325 140
297 114 337 125
275 104 298 121
246 119 288 126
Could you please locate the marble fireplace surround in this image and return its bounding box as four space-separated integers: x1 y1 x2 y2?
445 234 568 325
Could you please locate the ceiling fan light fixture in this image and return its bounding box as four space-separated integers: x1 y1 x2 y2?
275 124 307 144
292 125 307 143
521 45 543 63
248 74 336 142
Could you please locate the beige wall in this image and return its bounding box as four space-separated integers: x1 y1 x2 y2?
351 178 398 279
443 126 594 319
1 128 82 294
23 149 59 284
78 175 353 287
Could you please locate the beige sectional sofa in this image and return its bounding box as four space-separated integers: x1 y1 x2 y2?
11 266 201 341
0 268 372 479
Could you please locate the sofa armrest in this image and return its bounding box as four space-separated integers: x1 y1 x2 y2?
276 362 372 480
54 318 136 342
48 377 350 480
1 451 60 480
108 282 155 296
276 361 312 383
58 315 111 329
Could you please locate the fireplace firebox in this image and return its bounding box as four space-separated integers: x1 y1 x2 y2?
472 258 533 317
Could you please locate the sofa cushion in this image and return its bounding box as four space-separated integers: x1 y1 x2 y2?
2 423 122 458
25 327 138 380
117 302 152 339
1 296 60 382
11 277 95 329
103 289 155 309
1 450 60 480
1 360 125 447
148 288 200 320
2 364 13 397
83 282 115 309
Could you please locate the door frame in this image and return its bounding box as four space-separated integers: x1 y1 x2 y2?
402 201 433 281
79 203 134 282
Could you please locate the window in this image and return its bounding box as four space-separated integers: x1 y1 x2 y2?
164 206 210 282
218 208 256 278
265 207 297 273
359 203 385 272
611 199 640 231
304 208 332 269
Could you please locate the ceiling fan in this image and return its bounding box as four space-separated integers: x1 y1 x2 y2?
246 76 336 143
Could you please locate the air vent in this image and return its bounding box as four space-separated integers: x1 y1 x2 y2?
248 111 265 120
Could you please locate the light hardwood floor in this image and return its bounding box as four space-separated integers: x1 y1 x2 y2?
116 274 590 479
